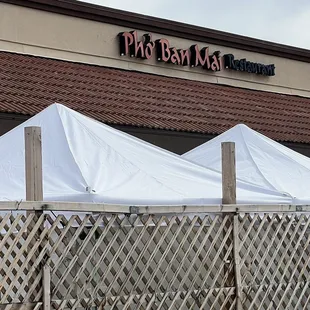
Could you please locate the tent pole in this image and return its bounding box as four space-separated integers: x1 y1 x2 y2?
221 142 242 309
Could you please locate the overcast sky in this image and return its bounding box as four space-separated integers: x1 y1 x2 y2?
82 0 310 49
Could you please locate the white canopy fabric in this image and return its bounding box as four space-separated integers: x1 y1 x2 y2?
183 124 310 204
0 105 292 205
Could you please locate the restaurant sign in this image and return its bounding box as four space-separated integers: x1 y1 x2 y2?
118 31 276 76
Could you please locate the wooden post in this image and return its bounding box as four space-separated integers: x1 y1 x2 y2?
221 142 239 308
25 127 48 308
25 126 43 202
221 142 236 205
43 265 51 310
233 214 242 310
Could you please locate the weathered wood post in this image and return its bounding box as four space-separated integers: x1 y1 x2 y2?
233 213 242 310
222 142 242 309
25 126 43 202
221 142 236 205
25 126 50 310
43 264 51 310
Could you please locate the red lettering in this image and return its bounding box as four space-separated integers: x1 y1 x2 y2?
170 47 181 65
145 41 155 59
131 31 145 58
119 31 224 74
144 34 155 59
119 32 134 56
178 49 190 66
156 39 171 62
210 54 220 71
219 56 224 71
190 45 210 69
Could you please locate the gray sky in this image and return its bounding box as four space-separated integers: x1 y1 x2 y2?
82 0 310 49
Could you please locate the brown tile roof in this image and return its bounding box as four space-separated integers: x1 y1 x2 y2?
0 51 310 143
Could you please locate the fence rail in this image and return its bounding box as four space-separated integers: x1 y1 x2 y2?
1 201 310 213
1 203 310 309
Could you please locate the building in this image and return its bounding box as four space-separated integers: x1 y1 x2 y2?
1 0 310 155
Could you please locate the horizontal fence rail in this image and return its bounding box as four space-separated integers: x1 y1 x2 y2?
1 203 310 309
1 201 310 213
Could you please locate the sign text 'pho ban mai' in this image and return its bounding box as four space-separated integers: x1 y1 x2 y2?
118 31 275 76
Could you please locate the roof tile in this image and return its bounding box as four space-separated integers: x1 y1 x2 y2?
0 51 310 143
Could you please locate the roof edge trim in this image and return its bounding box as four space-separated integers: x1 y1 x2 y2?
2 0 310 63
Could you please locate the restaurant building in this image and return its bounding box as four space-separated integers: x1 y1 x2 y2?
1 0 310 155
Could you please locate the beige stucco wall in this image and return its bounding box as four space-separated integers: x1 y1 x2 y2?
0 2 310 97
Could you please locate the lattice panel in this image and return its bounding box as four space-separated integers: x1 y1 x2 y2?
0 213 235 310
0 213 46 307
238 213 310 309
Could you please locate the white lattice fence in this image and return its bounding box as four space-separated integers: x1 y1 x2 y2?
0 213 45 310
0 212 235 310
238 213 310 310
2 209 310 310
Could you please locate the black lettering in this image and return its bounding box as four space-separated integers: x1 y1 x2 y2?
222 53 276 76
262 66 267 75
266 65 273 76
251 63 257 73
246 61 252 73
239 59 246 72
234 60 240 70
224 54 235 69
257 64 263 74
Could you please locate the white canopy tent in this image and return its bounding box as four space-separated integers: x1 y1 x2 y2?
0 105 292 205
183 124 310 204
